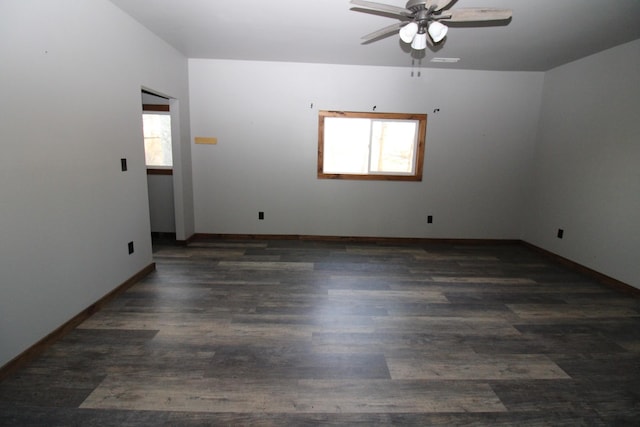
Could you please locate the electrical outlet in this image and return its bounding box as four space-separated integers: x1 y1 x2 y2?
258 211 264 220
427 215 433 224
128 241 134 254
557 229 564 239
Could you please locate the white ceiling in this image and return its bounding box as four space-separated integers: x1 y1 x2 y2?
110 0 640 71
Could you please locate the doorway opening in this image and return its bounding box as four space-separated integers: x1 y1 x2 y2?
141 89 176 247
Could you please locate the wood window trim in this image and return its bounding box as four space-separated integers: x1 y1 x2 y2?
147 168 173 175
143 104 170 112
317 110 427 181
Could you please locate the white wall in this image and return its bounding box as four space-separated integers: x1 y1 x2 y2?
523 40 640 289
189 59 543 239
148 175 176 233
0 0 193 367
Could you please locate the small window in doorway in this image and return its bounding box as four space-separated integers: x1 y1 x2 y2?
142 105 172 168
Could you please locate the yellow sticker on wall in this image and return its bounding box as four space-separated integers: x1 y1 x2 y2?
195 137 217 145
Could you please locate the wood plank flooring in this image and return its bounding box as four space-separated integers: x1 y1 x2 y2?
1 239 639 426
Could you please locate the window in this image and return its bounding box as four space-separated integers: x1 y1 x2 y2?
318 111 426 181
142 105 172 169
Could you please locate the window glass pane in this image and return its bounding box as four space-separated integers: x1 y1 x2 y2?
370 120 417 174
323 117 371 174
143 113 172 167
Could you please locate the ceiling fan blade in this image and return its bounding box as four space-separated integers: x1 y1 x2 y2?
425 0 456 12
350 0 412 17
440 8 512 22
361 21 406 42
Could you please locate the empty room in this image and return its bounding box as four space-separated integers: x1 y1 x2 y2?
1 0 639 425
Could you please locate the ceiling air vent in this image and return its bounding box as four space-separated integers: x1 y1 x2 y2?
430 57 460 63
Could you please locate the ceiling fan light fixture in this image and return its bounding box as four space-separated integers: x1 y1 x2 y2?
399 22 419 43
427 21 448 43
410 32 428 50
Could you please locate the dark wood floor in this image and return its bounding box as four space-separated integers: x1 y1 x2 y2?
1 239 639 426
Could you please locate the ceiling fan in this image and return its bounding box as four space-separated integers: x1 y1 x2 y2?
351 0 512 50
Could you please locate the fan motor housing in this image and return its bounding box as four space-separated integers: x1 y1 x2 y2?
406 0 430 12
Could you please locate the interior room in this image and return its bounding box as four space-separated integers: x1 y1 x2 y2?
1 0 639 424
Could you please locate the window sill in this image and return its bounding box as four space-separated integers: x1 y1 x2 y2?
147 168 173 175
